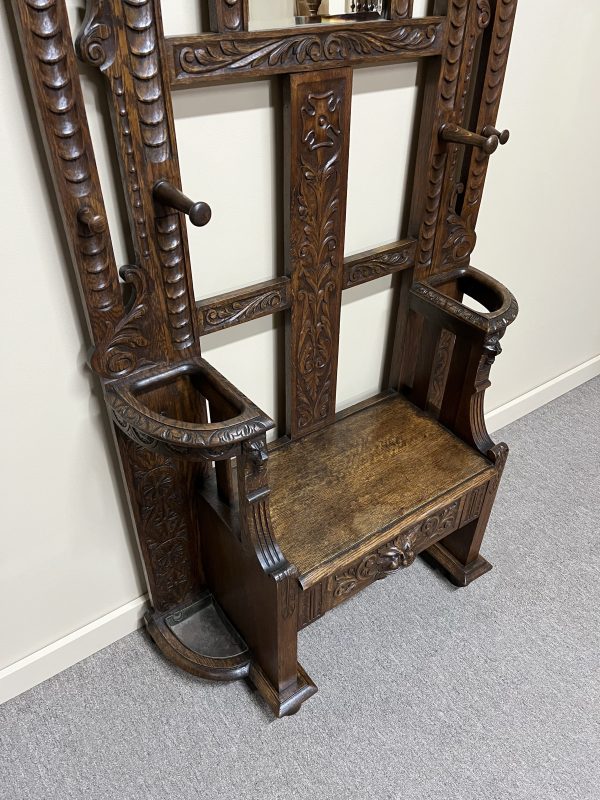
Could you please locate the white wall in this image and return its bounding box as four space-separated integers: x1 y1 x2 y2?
1 0 599 700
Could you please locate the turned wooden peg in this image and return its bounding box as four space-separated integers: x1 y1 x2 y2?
153 180 212 227
77 206 106 234
306 1 322 18
482 125 510 145
439 123 499 155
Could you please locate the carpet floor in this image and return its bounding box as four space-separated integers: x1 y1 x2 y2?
1 378 599 800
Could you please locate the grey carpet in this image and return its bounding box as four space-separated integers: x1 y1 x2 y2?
1 378 599 800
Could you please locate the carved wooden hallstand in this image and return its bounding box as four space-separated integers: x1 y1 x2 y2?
12 0 519 716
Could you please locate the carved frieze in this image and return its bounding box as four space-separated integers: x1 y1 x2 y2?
343 240 416 288
197 280 290 335
328 501 461 603
169 20 444 86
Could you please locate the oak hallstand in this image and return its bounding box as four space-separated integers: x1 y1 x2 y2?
12 0 519 717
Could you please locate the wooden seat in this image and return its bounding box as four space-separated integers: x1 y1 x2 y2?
270 394 494 589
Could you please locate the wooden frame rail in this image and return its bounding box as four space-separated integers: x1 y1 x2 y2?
195 238 417 336
167 17 446 88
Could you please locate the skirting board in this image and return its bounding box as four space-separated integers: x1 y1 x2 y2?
1 355 598 706
486 355 600 433
0 597 148 706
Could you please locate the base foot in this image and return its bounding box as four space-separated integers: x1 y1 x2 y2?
422 542 492 587
249 663 318 717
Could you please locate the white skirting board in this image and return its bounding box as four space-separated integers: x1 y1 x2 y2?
486 355 600 433
0 597 148 706
1 355 598 706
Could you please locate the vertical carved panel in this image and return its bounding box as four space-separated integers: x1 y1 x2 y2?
427 328 455 413
389 0 413 18
77 0 199 359
285 68 352 438
12 0 123 344
461 0 518 234
208 0 248 32
117 429 201 613
391 0 487 392
414 0 489 278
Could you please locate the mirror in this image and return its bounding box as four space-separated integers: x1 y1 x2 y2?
249 1 387 32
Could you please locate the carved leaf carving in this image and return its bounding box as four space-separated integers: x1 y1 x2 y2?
292 84 346 432
176 23 441 78
330 501 461 600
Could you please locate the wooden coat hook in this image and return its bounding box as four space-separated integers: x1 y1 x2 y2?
77 206 106 234
482 125 510 145
439 123 507 155
153 180 212 227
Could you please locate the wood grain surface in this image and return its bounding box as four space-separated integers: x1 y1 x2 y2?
269 393 493 586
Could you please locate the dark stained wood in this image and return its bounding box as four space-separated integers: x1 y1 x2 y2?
459 0 518 233
208 0 249 33
390 0 414 19
343 238 416 288
440 122 500 154
195 238 418 339
284 67 352 439
153 180 212 228
167 17 446 88
10 0 124 346
197 277 291 336
11 0 520 717
269 392 494 588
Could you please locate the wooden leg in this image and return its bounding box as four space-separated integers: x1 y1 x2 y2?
201 497 317 716
424 519 493 587
424 443 508 587
200 437 317 717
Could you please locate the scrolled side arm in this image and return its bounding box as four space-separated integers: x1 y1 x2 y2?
104 357 274 461
408 266 518 457
410 266 518 342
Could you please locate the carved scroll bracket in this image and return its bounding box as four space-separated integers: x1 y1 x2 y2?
77 0 199 356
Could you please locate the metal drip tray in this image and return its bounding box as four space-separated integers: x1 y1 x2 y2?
165 593 248 659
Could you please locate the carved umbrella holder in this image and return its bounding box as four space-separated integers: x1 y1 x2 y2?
12 0 519 716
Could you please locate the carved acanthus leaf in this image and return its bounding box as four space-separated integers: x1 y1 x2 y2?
344 244 414 287
176 23 441 78
202 291 285 332
124 440 197 611
293 87 344 432
330 501 461 600
91 265 152 379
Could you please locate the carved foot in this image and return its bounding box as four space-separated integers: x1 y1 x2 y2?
421 541 492 587
249 663 317 717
